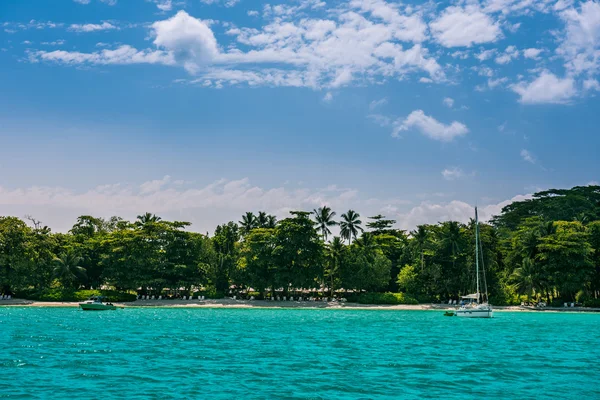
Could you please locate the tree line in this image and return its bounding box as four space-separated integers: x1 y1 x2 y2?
1 185 599 305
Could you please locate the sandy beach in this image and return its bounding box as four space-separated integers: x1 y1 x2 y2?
1 298 599 312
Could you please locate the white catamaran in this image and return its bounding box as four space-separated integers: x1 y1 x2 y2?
455 207 493 318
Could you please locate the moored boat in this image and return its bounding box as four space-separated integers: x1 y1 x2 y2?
455 207 493 319
79 296 118 311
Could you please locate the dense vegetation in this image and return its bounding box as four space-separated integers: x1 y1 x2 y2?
1 185 599 306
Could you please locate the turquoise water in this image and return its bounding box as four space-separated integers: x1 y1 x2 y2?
1 308 599 399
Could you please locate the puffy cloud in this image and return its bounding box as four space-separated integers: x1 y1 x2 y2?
558 1 600 75
495 45 519 64
69 22 117 32
476 49 497 61
349 0 428 42
323 91 333 102
396 194 533 231
152 11 219 73
394 110 468 141
511 71 577 104
430 6 502 47
442 97 454 108
523 47 543 59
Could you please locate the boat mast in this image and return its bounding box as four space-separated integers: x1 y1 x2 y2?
475 207 480 304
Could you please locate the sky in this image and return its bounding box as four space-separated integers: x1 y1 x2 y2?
0 0 599 234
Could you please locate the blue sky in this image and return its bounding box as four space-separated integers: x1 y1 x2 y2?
1 0 599 233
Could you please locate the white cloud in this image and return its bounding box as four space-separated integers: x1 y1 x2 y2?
430 6 502 47
441 167 464 180
31 45 175 67
369 97 388 110
495 45 519 64
247 10 259 17
331 68 353 88
476 49 497 61
558 1 600 75
73 0 91 3
152 11 220 74
584 78 600 90
155 0 172 11
139 175 171 194
0 176 537 234
394 110 468 141
520 149 536 163
41 39 65 46
69 22 117 32
396 193 533 231
323 91 333 102
511 71 577 104
27 4 447 88
348 0 428 43
442 97 454 108
0 178 365 234
523 47 543 59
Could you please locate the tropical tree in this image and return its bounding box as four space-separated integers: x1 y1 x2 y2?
366 215 396 235
411 225 429 272
313 206 337 241
509 257 537 301
135 213 161 228
257 211 269 228
325 237 345 297
340 210 363 244
239 212 258 236
266 215 277 229
53 252 87 289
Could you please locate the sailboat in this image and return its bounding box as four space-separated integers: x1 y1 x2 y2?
455 207 493 318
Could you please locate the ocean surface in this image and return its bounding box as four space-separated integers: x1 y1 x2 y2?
1 308 599 400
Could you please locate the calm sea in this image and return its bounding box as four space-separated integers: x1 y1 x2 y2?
1 307 599 399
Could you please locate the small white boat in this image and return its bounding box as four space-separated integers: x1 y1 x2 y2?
79 296 118 311
455 207 493 319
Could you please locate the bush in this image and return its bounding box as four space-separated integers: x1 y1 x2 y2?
582 298 600 308
15 288 136 302
352 292 418 305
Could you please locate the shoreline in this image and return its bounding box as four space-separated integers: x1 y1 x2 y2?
1 298 599 312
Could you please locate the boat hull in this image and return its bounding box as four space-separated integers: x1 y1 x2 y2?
455 308 493 318
79 303 117 311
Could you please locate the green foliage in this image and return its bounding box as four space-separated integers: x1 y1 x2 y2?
353 292 418 305
16 288 136 302
2 184 600 307
396 265 419 295
196 286 225 299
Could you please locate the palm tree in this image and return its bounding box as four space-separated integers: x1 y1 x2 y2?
257 211 269 228
136 212 161 227
239 212 258 235
340 210 363 244
510 257 537 302
53 253 87 289
326 237 345 297
441 221 462 269
266 215 277 229
411 225 429 272
355 231 376 251
313 206 337 241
